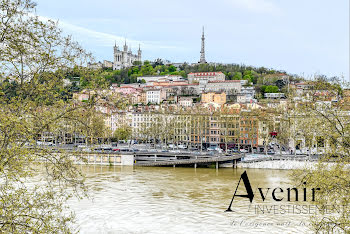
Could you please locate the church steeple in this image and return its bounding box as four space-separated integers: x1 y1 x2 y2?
137 43 142 61
113 38 142 70
199 26 207 64
123 38 128 51
114 40 118 52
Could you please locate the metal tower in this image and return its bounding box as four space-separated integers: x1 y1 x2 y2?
199 26 207 64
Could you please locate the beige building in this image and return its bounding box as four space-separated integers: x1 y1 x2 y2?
201 80 241 94
201 92 226 105
87 61 103 69
137 75 184 83
138 92 147 104
72 90 97 101
188 72 225 83
103 60 113 68
178 96 193 107
146 89 166 104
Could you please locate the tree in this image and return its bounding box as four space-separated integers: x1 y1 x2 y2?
265 85 279 93
0 1 103 232
258 110 274 155
233 72 242 80
290 81 350 233
113 125 132 142
140 63 155 76
133 61 142 66
78 109 106 145
168 65 177 73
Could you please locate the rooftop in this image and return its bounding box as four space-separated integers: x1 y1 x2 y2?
208 80 240 83
188 72 224 76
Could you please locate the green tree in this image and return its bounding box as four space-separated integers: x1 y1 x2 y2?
168 65 177 73
113 125 132 142
233 72 242 80
290 81 350 233
140 63 155 76
261 85 279 94
0 0 104 232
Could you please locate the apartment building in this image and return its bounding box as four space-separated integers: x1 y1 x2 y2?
201 80 241 94
239 112 259 149
188 72 225 83
201 92 226 105
177 96 193 107
146 89 166 104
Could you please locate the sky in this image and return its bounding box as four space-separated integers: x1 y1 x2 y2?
35 0 349 80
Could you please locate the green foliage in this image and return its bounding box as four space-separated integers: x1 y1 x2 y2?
112 125 132 141
140 63 155 76
0 0 104 232
133 61 142 66
233 72 242 80
261 85 279 94
64 61 288 88
289 88 350 232
168 65 177 72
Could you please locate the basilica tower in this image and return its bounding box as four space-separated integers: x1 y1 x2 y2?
138 44 142 61
112 39 142 70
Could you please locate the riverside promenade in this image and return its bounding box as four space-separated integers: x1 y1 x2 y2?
34 146 327 169
237 154 323 170
50 151 243 168
134 152 242 168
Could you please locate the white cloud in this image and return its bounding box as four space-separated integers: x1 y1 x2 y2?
37 15 181 50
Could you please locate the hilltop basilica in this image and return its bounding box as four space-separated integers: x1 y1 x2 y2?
88 28 205 70
113 41 142 70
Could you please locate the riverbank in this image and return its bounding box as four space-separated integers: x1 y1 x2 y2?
236 158 350 170
236 160 318 170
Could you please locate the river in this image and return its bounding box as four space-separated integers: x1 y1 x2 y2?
68 166 314 233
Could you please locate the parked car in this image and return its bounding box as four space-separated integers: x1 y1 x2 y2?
121 148 133 152
36 141 55 146
207 147 223 153
178 144 187 149
227 149 239 153
77 145 87 148
267 150 275 155
82 148 91 152
240 149 248 153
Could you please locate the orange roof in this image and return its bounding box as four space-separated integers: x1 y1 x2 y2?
188 72 223 75
155 83 198 87
208 80 240 83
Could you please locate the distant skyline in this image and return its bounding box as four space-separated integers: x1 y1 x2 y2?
35 0 349 80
